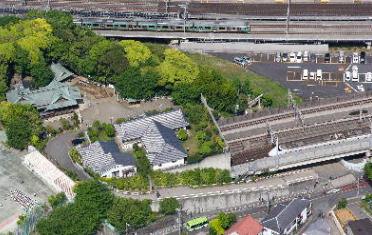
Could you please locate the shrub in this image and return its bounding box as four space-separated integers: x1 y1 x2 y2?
60 119 71 130
69 148 83 165
337 198 347 209
177 129 188 141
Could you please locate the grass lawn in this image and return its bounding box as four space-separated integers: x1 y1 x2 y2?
186 52 301 108
359 201 372 216
182 125 199 156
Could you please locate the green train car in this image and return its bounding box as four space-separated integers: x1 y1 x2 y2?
75 18 250 33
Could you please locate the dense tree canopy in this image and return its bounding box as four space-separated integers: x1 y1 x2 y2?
0 102 42 149
119 40 152 67
107 197 155 233
159 198 180 215
157 49 199 86
115 66 159 99
37 180 114 235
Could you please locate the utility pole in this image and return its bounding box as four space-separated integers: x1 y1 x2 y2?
126 222 130 235
286 0 291 35
179 3 188 40
357 177 360 199
177 208 182 235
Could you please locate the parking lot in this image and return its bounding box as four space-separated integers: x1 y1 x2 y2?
215 51 372 100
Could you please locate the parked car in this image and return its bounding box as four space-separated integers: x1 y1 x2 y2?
275 52 281 62
345 71 351 81
352 65 359 82
310 72 316 80
366 72 372 82
316 69 322 80
353 52 359 64
303 51 309 62
282 53 288 62
324 53 330 63
242 56 253 63
360 51 366 64
296 51 302 63
338 51 344 63
310 53 316 63
289 52 296 63
302 69 308 80
233 57 242 63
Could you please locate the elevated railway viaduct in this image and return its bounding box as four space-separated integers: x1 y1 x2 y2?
217 92 372 176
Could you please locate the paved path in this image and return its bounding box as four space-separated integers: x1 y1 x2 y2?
45 131 88 180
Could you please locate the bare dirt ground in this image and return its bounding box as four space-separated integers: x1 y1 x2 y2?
71 76 115 99
80 96 176 126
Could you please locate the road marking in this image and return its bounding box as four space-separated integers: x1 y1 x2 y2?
288 66 301 69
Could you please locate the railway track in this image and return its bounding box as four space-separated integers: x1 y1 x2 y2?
3 1 372 17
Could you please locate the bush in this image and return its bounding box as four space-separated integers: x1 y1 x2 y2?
159 198 180 215
69 148 82 165
177 129 188 141
48 192 67 208
60 119 71 130
337 198 347 209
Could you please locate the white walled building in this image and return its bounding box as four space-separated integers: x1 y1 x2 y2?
114 109 189 170
261 198 311 235
77 141 136 178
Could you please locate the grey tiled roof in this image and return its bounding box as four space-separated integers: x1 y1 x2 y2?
303 219 330 235
143 121 187 165
114 109 189 142
51 63 75 82
6 79 82 113
348 219 372 235
77 141 135 175
262 198 311 233
114 109 189 166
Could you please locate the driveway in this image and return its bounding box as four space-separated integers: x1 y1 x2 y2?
45 131 88 180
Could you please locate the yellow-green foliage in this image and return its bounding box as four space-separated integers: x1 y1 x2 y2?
157 49 199 86
119 40 152 67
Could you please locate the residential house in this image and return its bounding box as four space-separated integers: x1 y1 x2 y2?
6 79 82 118
225 215 263 235
347 218 372 235
77 141 136 178
302 219 330 235
261 197 311 235
114 109 189 170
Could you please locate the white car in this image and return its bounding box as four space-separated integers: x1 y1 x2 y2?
296 51 303 63
353 52 359 64
303 51 309 62
326 189 341 195
316 69 322 81
302 69 308 80
352 65 359 82
366 72 372 82
345 71 351 81
289 52 296 63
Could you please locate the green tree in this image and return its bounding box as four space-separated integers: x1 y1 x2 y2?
115 67 158 99
337 198 347 210
0 15 20 27
107 197 155 233
118 40 152 67
177 129 188 141
217 212 237 229
159 198 180 215
48 192 67 208
30 60 54 88
364 162 372 180
134 148 151 176
209 219 224 235
157 49 199 86
60 119 71 130
171 83 200 106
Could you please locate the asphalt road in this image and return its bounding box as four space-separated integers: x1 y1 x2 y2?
44 131 88 180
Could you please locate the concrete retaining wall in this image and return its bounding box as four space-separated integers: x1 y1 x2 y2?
172 42 329 54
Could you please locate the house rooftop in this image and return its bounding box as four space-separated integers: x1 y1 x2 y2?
261 197 311 234
225 215 263 235
77 141 136 175
6 79 82 115
303 219 330 235
114 109 189 142
51 63 75 82
348 218 372 235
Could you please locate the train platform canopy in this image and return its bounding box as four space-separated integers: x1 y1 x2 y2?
50 63 75 82
6 79 82 117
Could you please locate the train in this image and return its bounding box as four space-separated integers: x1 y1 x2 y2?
73 18 250 33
